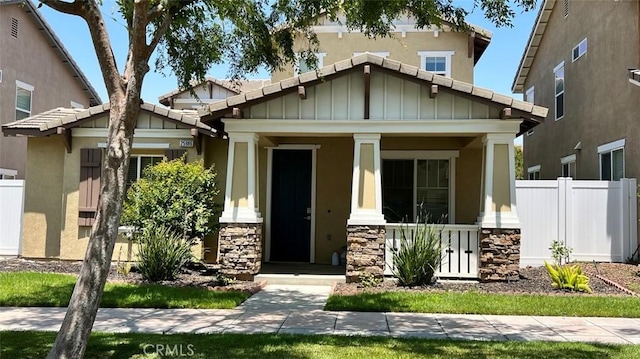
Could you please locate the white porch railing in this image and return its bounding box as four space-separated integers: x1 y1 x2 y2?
384 224 480 279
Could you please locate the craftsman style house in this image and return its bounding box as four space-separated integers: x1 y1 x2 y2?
4 14 548 282
513 0 640 180
0 0 101 179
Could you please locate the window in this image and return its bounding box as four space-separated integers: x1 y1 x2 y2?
418 51 454 78
382 152 457 223
295 52 326 74
11 18 18 38
126 155 163 188
0 168 17 180
525 86 535 135
353 51 389 58
15 80 33 121
598 139 625 180
560 154 576 178
572 38 587 62
527 165 541 180
70 101 85 109
554 62 565 120
564 0 569 18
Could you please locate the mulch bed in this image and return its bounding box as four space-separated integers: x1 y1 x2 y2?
333 263 639 297
0 258 262 294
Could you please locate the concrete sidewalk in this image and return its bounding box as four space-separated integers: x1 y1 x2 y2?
0 285 639 344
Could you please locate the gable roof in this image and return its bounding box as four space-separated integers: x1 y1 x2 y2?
158 77 271 106
2 103 217 137
511 0 555 93
1 0 102 105
199 53 548 128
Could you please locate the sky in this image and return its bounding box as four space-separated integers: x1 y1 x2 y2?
38 1 539 143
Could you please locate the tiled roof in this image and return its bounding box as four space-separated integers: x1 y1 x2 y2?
1 0 102 105
2 103 216 137
199 53 548 120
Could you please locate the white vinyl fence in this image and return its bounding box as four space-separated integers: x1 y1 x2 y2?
517 178 637 266
385 224 479 278
0 180 25 256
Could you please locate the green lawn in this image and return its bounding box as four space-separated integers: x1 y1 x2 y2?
325 291 640 317
0 272 248 309
1 331 638 359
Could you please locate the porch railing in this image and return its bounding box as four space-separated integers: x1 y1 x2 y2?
384 224 480 279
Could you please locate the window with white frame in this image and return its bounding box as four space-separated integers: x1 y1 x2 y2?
381 151 457 223
560 154 576 178
418 51 454 77
563 0 569 18
126 155 164 188
0 168 17 180
525 86 535 135
295 52 326 74
353 51 389 58
527 165 541 180
572 38 587 62
554 62 565 120
15 80 33 121
598 139 625 181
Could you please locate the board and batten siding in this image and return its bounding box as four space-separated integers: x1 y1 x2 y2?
247 72 501 121
78 113 180 130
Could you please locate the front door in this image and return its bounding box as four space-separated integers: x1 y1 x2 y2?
270 149 312 262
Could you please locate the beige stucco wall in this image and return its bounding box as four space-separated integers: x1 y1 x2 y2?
0 4 93 178
523 0 640 180
272 31 474 83
22 133 204 260
202 137 229 263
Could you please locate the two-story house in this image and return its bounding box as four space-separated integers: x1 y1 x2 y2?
4 13 547 283
0 0 101 179
513 0 640 181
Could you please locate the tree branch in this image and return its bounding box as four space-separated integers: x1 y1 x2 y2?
39 0 83 16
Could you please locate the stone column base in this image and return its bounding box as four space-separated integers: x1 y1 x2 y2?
479 228 521 282
346 225 385 283
218 223 262 280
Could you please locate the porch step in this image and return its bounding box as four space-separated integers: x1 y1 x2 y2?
254 274 345 286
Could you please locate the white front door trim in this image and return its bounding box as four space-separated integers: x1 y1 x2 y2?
265 144 318 263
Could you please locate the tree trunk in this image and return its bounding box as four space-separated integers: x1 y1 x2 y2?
46 96 139 359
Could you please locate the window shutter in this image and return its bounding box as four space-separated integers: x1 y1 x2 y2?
79 148 101 226
164 149 186 162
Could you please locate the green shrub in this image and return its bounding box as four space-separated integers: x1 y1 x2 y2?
544 261 592 293
358 272 382 288
549 240 573 265
391 221 444 286
122 158 221 243
136 225 193 282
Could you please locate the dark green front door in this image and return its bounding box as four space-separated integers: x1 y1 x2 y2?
270 149 312 262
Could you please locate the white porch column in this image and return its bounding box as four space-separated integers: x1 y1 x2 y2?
348 134 386 225
477 133 519 228
219 132 262 223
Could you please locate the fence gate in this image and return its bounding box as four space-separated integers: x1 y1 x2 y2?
0 180 25 256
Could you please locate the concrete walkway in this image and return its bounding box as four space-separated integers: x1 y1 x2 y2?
1 284 639 344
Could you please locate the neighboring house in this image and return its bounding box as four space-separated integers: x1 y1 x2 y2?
512 0 640 180
0 0 102 179
2 104 221 260
3 16 549 283
158 77 270 110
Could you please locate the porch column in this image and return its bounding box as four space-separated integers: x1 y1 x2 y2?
477 133 520 282
346 134 386 283
218 132 262 280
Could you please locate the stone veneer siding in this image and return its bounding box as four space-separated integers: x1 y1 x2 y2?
479 228 521 282
218 223 262 280
346 225 386 283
